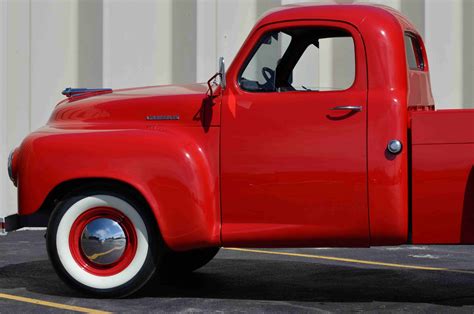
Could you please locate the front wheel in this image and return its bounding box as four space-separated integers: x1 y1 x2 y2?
47 191 160 298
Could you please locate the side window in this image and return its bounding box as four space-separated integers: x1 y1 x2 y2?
239 32 291 91
239 27 355 92
404 33 425 71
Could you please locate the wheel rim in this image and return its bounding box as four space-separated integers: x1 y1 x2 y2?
69 207 138 276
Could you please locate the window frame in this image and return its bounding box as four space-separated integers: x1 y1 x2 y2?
404 32 425 71
237 25 358 94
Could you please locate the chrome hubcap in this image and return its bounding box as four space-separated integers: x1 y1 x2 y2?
80 218 127 265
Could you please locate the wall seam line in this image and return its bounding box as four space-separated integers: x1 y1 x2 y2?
28 0 32 132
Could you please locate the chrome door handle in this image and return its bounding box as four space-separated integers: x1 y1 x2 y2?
330 106 362 112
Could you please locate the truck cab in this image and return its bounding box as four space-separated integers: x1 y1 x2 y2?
4 3 474 297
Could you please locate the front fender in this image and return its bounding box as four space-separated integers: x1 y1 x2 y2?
17 126 220 250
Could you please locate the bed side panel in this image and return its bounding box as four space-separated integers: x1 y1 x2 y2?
411 110 474 244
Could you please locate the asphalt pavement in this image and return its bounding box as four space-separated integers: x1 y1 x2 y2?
1 230 474 313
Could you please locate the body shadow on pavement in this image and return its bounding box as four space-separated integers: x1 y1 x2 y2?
1 257 474 306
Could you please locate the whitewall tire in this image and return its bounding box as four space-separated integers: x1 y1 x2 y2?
47 190 159 297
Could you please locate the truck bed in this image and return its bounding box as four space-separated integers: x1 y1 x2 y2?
410 109 474 244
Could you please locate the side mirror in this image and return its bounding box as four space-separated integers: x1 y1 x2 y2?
218 57 226 89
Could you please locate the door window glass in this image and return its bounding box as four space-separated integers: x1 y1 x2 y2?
239 28 355 92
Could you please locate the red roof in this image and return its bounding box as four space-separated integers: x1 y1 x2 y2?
255 3 418 35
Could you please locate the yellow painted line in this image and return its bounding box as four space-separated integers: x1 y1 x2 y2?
0 292 111 314
87 245 124 261
225 247 474 274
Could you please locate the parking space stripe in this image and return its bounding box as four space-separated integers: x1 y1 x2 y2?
0 292 111 314
225 247 474 274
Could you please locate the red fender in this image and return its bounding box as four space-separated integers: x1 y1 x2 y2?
17 126 221 250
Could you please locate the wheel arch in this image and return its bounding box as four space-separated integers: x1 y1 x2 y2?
37 177 154 225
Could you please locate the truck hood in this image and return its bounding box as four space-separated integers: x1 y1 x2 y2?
48 83 219 128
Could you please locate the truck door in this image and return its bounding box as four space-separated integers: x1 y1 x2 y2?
221 21 369 246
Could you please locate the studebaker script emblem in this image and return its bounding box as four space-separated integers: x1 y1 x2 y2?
146 115 180 121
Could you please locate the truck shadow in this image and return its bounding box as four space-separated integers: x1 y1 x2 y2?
461 166 474 242
0 260 78 297
1 258 474 306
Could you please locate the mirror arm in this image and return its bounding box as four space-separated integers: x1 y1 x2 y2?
207 73 221 98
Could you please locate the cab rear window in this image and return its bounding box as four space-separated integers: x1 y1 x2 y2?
405 33 425 71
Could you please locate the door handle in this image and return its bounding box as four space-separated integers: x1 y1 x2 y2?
330 106 362 112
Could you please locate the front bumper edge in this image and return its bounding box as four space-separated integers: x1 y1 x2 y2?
0 215 22 235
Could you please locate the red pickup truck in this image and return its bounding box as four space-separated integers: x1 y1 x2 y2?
4 3 474 297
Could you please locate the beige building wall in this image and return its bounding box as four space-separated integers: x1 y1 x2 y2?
0 0 473 218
